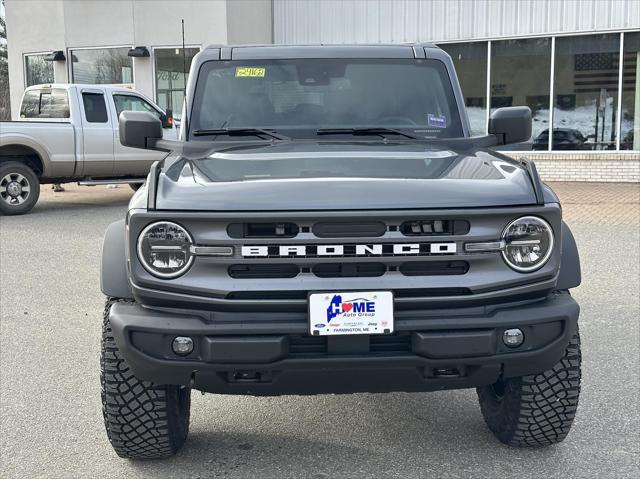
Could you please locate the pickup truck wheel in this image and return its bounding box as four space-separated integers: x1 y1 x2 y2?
477 329 581 447
0 161 40 215
101 298 191 459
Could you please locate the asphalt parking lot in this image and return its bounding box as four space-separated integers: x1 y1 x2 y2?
1 183 638 478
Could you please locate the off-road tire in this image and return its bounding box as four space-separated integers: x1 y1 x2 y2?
101 298 191 459
0 161 40 215
477 329 581 447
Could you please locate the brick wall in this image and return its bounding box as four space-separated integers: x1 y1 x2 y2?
502 152 640 183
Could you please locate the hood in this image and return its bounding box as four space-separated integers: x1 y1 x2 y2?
155 142 537 211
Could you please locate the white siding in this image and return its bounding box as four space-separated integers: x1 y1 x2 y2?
274 0 640 44
5 0 272 119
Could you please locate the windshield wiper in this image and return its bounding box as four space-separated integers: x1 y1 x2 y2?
316 127 420 140
192 128 290 141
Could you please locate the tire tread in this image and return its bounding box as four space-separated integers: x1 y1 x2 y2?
101 298 190 459
477 329 581 447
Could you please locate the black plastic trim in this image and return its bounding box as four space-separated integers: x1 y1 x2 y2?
557 221 581 290
108 292 579 395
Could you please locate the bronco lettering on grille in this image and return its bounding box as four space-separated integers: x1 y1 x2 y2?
241 243 457 257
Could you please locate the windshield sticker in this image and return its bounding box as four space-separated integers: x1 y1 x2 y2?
427 114 447 128
235 67 266 78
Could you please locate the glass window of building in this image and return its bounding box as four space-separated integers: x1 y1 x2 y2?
439 42 488 136
70 48 133 84
621 32 639 150
24 54 54 87
553 34 620 151
154 47 199 119
491 38 551 150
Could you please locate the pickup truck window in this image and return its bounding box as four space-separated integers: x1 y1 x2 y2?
82 93 109 123
113 95 160 120
20 88 70 119
190 59 463 140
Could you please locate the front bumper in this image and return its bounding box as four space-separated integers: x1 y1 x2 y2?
109 292 579 395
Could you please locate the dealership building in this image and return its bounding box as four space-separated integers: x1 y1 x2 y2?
5 0 640 181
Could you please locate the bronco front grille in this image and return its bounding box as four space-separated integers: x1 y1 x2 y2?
312 262 386 278
228 261 470 279
130 206 561 309
228 264 300 279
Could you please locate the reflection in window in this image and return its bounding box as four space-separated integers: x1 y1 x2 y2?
19 88 69 119
621 32 639 151
113 94 160 120
439 42 487 136
491 38 551 149
154 48 199 119
71 48 133 84
553 34 620 150
25 54 54 87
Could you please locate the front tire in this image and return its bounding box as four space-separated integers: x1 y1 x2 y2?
477 329 581 447
0 161 40 215
101 299 191 459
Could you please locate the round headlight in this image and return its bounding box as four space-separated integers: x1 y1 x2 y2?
501 216 554 272
137 221 194 278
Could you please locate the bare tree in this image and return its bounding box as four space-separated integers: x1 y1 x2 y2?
0 2 11 120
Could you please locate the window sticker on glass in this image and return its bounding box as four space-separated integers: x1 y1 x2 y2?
235 67 266 78
427 114 447 128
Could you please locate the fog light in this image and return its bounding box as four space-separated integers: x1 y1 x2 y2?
172 336 194 355
503 328 524 347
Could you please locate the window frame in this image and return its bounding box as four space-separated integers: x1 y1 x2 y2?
151 45 202 120
68 45 134 85
436 28 640 152
23 52 55 88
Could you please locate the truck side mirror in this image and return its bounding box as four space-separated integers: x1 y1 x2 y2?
119 111 163 149
488 106 532 145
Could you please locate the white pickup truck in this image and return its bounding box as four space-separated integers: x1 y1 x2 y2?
0 84 175 215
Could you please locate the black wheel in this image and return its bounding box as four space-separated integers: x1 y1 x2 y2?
477 328 581 447
129 183 142 192
101 298 191 459
0 161 40 215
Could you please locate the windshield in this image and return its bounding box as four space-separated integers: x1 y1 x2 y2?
189 59 464 140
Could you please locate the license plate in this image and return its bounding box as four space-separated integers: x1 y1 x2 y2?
308 291 394 336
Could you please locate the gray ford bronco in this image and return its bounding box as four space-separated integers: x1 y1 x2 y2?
100 44 581 459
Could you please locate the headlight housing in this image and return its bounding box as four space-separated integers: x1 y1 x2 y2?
501 216 554 272
137 221 194 278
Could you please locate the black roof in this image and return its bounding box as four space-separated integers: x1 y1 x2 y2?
200 43 440 60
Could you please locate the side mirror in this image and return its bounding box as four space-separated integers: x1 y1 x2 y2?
488 106 532 145
119 111 162 149
160 109 173 129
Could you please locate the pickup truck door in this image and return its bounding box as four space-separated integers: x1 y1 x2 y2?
78 89 115 177
110 93 168 177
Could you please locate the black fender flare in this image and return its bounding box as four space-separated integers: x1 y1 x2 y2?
557 221 581 290
101 219 134 299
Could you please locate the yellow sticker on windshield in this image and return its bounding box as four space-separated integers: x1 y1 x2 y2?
235 67 266 78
